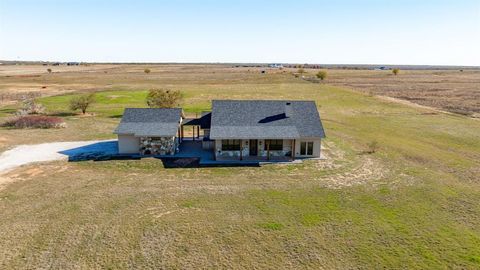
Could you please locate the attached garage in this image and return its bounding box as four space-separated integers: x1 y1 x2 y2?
118 134 140 154
114 108 183 155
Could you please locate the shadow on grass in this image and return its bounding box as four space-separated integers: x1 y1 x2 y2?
48 112 78 117
155 157 200 168
109 114 123 119
0 108 17 115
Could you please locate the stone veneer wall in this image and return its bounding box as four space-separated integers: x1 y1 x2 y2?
139 137 176 155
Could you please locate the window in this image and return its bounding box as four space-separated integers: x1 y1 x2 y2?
307 142 313 155
300 142 306 155
264 139 283 151
222 139 241 151
300 141 314 155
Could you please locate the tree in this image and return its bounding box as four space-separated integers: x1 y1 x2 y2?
316 70 327 80
146 89 182 108
144 68 151 74
392 68 400 75
69 93 95 114
17 97 45 115
47 68 52 73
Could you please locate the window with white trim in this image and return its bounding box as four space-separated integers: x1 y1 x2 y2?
300 141 314 155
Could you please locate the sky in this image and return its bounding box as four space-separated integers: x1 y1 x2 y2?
0 0 479 66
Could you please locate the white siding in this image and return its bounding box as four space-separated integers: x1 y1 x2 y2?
294 139 321 158
118 135 140 154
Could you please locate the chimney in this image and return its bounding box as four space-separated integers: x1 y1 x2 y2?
285 102 293 117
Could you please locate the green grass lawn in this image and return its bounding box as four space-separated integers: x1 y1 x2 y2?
1 71 480 269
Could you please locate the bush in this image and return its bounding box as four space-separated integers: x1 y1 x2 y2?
316 70 327 80
70 93 95 114
366 140 379 154
144 68 151 74
392 68 400 75
2 115 65 129
16 98 46 115
47 68 52 73
297 68 305 74
146 89 182 108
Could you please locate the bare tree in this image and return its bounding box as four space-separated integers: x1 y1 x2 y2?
146 89 182 108
69 93 95 114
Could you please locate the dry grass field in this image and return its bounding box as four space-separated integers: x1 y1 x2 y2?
321 69 480 117
0 64 479 269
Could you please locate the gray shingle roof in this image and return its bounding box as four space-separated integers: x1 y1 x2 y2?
114 108 182 137
209 100 325 139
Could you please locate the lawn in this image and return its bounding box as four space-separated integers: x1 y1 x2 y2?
0 66 479 269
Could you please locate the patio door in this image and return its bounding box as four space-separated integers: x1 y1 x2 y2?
249 140 258 156
300 141 314 155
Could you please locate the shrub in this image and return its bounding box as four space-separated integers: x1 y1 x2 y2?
146 89 182 108
297 68 305 74
144 68 151 74
316 70 327 80
2 115 65 129
392 68 400 75
366 140 379 154
47 68 52 73
69 93 95 114
16 98 46 115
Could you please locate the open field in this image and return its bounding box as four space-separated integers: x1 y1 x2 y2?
0 65 480 268
321 69 480 117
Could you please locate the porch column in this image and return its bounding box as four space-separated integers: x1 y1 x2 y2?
240 140 243 161
192 126 195 141
197 126 200 139
292 139 296 160
267 140 270 161
181 125 184 141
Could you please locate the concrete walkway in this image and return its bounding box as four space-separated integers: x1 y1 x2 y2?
0 140 117 174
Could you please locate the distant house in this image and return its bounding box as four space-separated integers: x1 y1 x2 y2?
114 100 325 162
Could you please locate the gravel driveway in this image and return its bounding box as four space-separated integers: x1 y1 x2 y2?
0 140 118 174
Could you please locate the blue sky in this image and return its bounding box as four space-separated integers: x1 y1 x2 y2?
1 0 479 65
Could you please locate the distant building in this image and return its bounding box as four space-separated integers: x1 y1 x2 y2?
268 64 283 68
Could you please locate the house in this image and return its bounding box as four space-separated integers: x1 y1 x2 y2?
114 100 325 162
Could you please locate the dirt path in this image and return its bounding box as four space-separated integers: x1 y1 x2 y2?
0 140 117 175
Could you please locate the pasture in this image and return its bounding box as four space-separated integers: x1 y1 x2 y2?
0 65 479 269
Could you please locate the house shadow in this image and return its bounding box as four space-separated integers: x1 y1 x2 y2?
154 157 201 168
58 140 261 168
58 140 119 161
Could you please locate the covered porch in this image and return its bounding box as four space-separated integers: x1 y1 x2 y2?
213 138 297 161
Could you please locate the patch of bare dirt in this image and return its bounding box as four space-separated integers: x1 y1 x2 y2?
313 141 390 189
